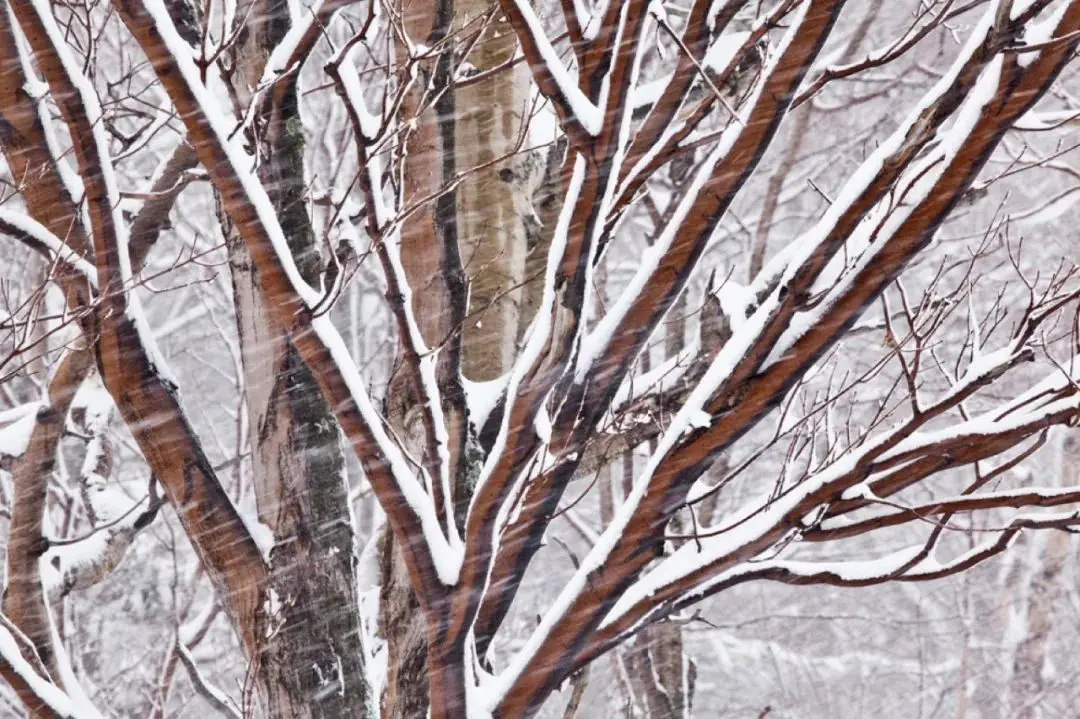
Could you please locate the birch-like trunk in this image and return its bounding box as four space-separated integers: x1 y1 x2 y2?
455 0 532 382
221 3 370 716
379 1 533 715
1008 436 1076 719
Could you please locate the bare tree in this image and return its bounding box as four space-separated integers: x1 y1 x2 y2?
1 1 1080 718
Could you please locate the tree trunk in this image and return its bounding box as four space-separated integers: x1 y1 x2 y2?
455 0 532 382
222 2 370 716
1008 436 1076 718
380 0 534 715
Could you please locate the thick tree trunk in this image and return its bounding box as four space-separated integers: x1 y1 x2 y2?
230 253 370 717
455 0 532 382
222 2 370 716
378 3 455 715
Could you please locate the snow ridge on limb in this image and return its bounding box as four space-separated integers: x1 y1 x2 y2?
112 0 462 590
614 1 791 212
0 620 97 719
247 0 362 124
471 0 768 660
0 210 97 290
603 348 1078 629
681 0 1080 459
476 2 1080 712
40 487 165 603
469 0 838 693
497 0 603 143
576 0 840 418
478 2 849 712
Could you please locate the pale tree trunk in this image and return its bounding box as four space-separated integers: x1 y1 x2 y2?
220 2 370 716
455 0 532 382
380 1 533 716
1008 529 1067 718
1008 436 1076 718
621 293 695 718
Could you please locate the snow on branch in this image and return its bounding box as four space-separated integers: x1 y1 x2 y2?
326 14 459 541
0 211 97 290
496 0 603 142
175 641 242 718
0 403 42 461
6 0 278 660
597 357 1080 643
40 485 165 603
0 619 93 719
114 0 461 587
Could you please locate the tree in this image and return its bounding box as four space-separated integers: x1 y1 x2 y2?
1 0 1080 717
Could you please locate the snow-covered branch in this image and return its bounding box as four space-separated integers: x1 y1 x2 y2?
41 486 165 603
0 620 95 719
113 0 461 591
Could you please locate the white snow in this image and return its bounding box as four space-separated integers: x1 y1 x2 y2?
686 409 713 430
260 0 327 80
462 374 512 431
470 156 586 517
534 405 552 445
527 88 561 149
329 41 383 143
312 315 463 582
769 544 926 583
238 510 276 563
763 44 1007 369
142 0 465 579
0 210 97 289
0 403 42 458
506 0 602 134
605 345 1079 632
714 280 753 331
176 641 242 717
23 0 181 388
1011 0 1045 21
0 624 84 717
579 140 732 381
139 0 321 307
704 31 752 74
1015 2 1072 68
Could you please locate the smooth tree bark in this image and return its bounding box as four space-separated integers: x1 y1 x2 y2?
2 1 1080 718
380 1 540 715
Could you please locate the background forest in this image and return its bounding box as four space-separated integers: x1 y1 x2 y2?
1 0 1080 717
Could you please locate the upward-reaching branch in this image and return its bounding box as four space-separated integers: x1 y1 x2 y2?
483 3 1080 715
472 0 847 662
